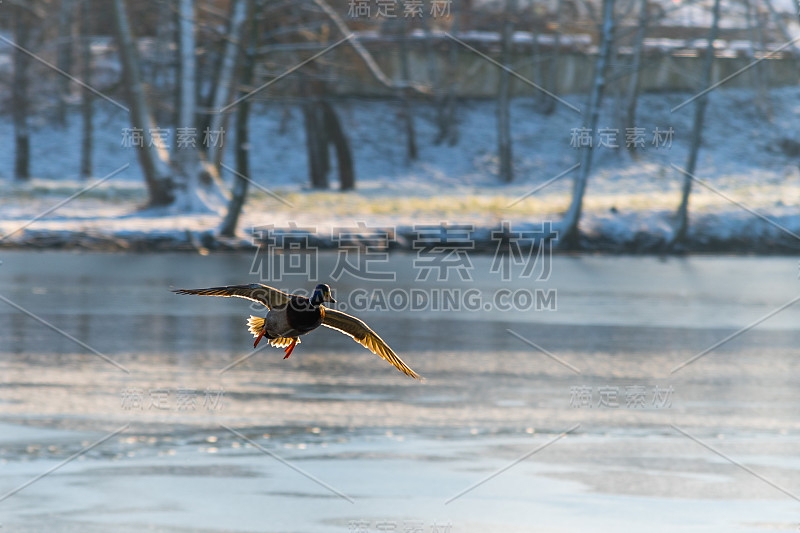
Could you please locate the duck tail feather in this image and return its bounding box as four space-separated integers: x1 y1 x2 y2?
247 315 266 337
247 316 300 348
268 336 301 348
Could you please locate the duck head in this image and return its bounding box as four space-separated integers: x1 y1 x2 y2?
310 283 336 306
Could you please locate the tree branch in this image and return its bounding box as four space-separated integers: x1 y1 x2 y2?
310 0 431 95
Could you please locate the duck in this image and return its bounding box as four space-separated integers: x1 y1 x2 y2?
173 283 421 380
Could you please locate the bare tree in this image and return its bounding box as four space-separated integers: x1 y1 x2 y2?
312 0 426 93
79 0 93 178
12 2 36 181
530 2 544 91
763 0 800 65
671 0 722 247
112 0 237 210
395 8 418 163
744 0 772 120
301 89 354 191
420 1 441 125
435 0 460 145
220 1 259 238
172 0 207 211
541 0 563 115
302 93 330 190
497 0 515 183
561 0 616 247
205 0 248 170
321 100 355 190
197 2 227 136
112 0 174 205
154 0 175 126
624 0 649 151
302 0 419 189
56 0 75 127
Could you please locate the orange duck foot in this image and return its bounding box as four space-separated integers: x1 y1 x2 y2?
254 329 267 348
283 339 298 359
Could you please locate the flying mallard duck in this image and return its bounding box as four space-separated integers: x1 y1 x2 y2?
173 283 421 380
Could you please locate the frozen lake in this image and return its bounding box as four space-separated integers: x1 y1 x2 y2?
0 251 798 532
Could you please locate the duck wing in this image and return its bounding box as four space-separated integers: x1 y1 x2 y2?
321 307 421 380
173 284 293 309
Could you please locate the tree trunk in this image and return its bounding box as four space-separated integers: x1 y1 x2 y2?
396 14 418 163
205 0 248 170
111 0 174 206
56 0 74 127
321 100 355 191
671 0 721 247
744 0 772 120
497 7 514 183
609 24 623 155
154 0 174 126
435 0 460 145
763 0 800 66
420 3 440 106
12 4 32 181
198 27 224 135
541 0 562 115
624 0 648 154
172 0 207 212
80 0 93 178
530 4 544 98
560 0 616 248
303 100 329 189
319 107 331 180
219 3 259 238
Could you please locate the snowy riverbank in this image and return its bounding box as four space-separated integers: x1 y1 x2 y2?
1 88 799 252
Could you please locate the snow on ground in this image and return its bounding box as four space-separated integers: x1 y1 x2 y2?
0 86 799 250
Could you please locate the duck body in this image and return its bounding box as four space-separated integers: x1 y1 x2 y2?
265 295 324 339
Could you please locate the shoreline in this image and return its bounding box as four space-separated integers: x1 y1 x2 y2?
2 223 799 254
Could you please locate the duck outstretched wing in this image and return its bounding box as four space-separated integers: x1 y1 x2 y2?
173 284 292 309
321 307 421 380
